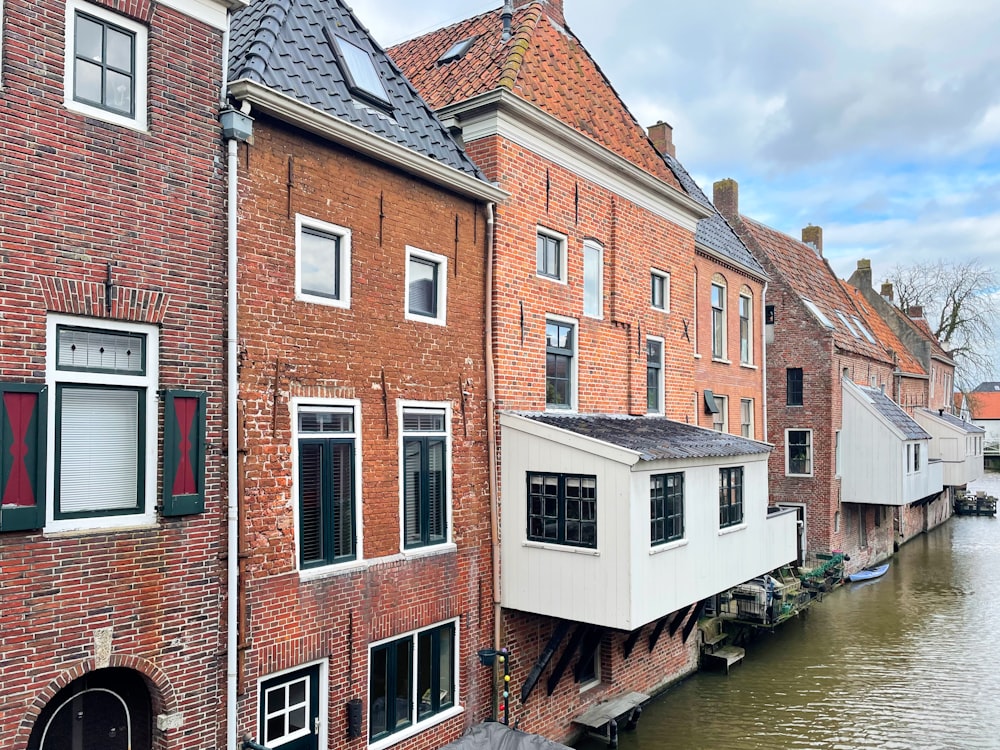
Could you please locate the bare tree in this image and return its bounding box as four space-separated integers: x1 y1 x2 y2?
886 259 999 387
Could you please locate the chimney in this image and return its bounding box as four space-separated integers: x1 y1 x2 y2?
713 179 739 221
802 225 823 256
908 305 924 320
852 259 872 290
880 282 894 303
501 0 513 40
647 121 676 158
514 0 564 26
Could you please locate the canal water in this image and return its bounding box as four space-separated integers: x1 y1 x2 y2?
577 473 1000 750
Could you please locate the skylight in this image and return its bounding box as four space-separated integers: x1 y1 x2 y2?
836 311 860 338
802 298 834 329
437 35 478 65
852 316 877 344
325 29 391 108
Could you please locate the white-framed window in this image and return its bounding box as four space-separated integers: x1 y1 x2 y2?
292 399 363 571
692 268 699 355
739 288 752 364
46 315 158 532
712 394 728 433
576 642 602 692
295 214 351 308
536 228 567 282
835 430 842 476
545 315 578 410
399 401 452 550
740 398 753 438
369 619 460 748
64 0 148 131
258 660 328 750
582 240 603 318
651 269 670 312
786 429 813 476
405 246 447 325
646 336 664 414
711 275 727 360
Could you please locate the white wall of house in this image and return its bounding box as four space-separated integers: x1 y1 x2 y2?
913 410 985 487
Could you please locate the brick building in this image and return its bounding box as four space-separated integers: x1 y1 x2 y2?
0 0 234 748
392 1 797 741
226 2 506 749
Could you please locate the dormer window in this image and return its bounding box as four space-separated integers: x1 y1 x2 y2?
437 36 478 65
324 29 392 110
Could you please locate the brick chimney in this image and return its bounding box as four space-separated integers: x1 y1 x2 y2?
802 225 823 256
647 121 676 158
713 179 739 221
880 282 894 303
908 305 924 320
851 259 872 290
514 0 564 25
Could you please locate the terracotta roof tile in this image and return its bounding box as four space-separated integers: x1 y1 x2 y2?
968 390 1000 420
840 283 925 375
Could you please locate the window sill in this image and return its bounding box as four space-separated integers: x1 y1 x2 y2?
296 291 351 309
650 306 670 314
693 353 702 359
44 516 157 536
368 704 464 750
740 362 758 370
578 678 601 693
649 538 688 555
718 523 747 537
536 273 567 285
785 473 814 478
402 542 458 561
404 312 447 327
299 558 368 581
522 540 599 556
711 357 732 365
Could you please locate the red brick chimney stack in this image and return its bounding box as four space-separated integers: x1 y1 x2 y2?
713 178 739 221
908 305 924 320
802 225 823 256
514 0 564 25
647 121 676 158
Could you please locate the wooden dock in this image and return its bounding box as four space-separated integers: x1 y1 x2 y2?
702 645 745 674
955 492 997 516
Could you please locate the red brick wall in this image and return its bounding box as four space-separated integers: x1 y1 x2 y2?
0 0 227 747
235 118 495 749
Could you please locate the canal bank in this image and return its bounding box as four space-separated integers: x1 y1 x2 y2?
576 473 1000 750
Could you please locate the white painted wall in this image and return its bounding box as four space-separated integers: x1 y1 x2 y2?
913 410 985 487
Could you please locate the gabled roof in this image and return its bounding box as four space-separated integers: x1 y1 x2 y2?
840 283 925 376
663 153 765 279
918 408 985 434
906 314 952 362
389 3 683 191
967 390 1000 420
974 381 1000 392
741 218 889 363
518 413 771 461
228 0 487 182
858 386 932 440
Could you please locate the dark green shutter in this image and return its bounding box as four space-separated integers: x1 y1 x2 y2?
162 390 206 516
0 383 47 532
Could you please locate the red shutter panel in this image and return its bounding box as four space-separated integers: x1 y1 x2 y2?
0 383 47 532
163 390 206 516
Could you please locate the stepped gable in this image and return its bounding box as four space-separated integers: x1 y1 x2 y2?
228 0 485 180
742 217 891 363
389 2 684 191
840 282 925 376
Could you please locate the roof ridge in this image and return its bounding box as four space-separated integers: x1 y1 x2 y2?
499 5 543 90
233 0 293 82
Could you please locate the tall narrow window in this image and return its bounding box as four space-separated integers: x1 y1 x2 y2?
536 230 565 281
739 290 752 364
740 398 753 438
545 319 575 409
719 467 744 528
583 241 603 318
650 472 684 545
712 395 728 433
786 368 803 406
647 337 663 414
914 443 921 471
711 280 726 359
297 406 357 568
402 406 448 549
651 270 669 311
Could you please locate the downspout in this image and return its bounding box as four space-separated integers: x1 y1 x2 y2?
485 202 501 648
226 132 240 750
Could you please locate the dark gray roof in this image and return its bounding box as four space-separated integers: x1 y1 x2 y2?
228 0 486 180
860 387 932 440
662 153 766 278
973 381 1000 392
439 722 573 750
518 413 771 461
919 408 986 434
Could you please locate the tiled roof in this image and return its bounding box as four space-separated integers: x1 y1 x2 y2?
228 0 485 180
859 387 932 440
907 315 952 360
919 408 985 434
840 283 925 375
973 381 1000 392
967 390 1000 420
518 413 772 461
741 218 890 363
388 3 684 191
663 153 765 277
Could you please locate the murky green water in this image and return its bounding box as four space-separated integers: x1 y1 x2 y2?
577 475 1000 750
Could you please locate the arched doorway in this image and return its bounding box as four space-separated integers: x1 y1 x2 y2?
27 668 152 750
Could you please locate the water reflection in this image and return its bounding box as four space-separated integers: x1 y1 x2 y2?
576 475 1000 750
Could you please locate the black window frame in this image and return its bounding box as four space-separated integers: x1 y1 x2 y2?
786 367 804 406
536 232 563 280
651 270 668 311
787 429 812 475
73 10 137 117
719 466 744 529
407 254 440 319
527 472 597 548
402 407 448 549
650 472 684 545
545 320 574 409
299 225 343 302
324 28 393 111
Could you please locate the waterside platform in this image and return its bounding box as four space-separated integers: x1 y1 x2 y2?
955 491 997 516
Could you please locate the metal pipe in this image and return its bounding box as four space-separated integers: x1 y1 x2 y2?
226 132 240 750
485 202 501 650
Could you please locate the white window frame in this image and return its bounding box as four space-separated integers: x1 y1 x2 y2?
45 314 158 533
711 276 727 361
712 394 728 433
536 227 567 283
295 214 352 309
257 659 329 750
544 314 578 412
738 289 753 365
646 335 664 415
291 397 364 575
404 246 448 326
368 617 463 750
651 269 670 312
740 398 753 438
397 400 454 553
692 268 700 357
64 0 148 131
785 428 814 477
582 240 603 319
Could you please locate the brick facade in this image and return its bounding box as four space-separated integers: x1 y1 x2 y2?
0 0 228 747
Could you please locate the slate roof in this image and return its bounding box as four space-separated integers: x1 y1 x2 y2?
967 390 1000 420
918 408 985 434
228 0 486 180
859 387 932 440
388 3 684 192
663 153 765 278
840 283 925 376
517 413 772 461
973 382 1000 392
741 217 890 363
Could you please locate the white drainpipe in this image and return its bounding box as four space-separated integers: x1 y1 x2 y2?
226 131 239 750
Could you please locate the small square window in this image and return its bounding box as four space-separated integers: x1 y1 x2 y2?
405 247 447 325
537 230 566 281
527 472 597 548
260 664 322 749
651 270 669 311
296 215 351 308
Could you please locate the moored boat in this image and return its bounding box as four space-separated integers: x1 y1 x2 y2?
847 563 889 583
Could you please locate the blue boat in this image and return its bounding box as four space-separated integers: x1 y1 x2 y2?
847 563 889 583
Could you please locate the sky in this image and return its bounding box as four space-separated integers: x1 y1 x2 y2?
350 0 1000 372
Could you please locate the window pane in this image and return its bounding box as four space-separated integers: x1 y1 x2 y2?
300 228 341 300
404 439 422 545
651 274 664 308
583 244 601 317
438 625 454 707
402 409 445 432
299 409 352 433
332 442 354 559
335 36 390 102
105 68 132 113
393 640 413 730
299 442 324 565
106 26 133 71
74 59 104 105
427 439 445 542
369 647 389 738
57 327 145 373
76 15 104 61
408 257 438 317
